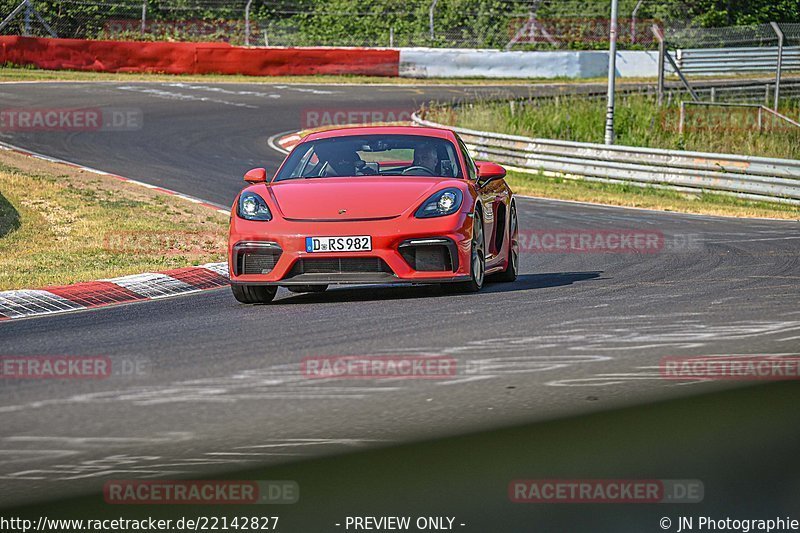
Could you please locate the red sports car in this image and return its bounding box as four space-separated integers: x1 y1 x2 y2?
228 126 519 303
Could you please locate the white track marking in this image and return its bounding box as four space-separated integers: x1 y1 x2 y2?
117 85 259 108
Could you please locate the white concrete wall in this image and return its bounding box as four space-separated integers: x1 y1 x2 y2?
399 48 660 79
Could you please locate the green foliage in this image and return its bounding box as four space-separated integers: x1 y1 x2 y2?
0 0 798 46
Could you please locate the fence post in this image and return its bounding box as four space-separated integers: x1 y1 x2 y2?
23 0 30 35
244 0 252 46
770 22 784 111
604 0 619 144
141 1 146 35
429 0 439 41
630 0 644 44
679 101 685 134
390 26 394 47
757 106 763 132
652 24 665 106
0 1 29 34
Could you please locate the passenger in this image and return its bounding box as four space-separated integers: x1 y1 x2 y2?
315 144 374 176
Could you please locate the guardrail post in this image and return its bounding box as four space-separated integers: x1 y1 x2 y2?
770 22 784 112
757 106 763 132
679 101 686 135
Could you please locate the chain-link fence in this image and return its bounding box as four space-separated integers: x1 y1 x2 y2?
0 0 683 49
2 0 798 50
666 22 800 49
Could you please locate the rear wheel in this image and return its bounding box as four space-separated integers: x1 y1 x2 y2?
491 202 519 282
443 211 485 293
231 284 278 304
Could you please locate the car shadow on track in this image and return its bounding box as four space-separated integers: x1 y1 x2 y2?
276 271 603 305
482 271 603 293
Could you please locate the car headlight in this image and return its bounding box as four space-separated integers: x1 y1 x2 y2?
415 188 463 218
238 191 272 221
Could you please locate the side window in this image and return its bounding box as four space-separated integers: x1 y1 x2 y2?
456 136 477 181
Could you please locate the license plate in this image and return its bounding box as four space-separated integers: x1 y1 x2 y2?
305 236 372 253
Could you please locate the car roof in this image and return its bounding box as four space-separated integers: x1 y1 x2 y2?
304 125 456 142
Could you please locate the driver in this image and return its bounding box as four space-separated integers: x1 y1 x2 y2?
406 143 439 176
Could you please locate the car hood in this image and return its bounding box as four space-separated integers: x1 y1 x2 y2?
269 177 458 220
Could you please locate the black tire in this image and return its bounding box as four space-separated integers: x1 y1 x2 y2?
443 210 485 293
491 202 519 282
286 285 328 294
231 284 278 304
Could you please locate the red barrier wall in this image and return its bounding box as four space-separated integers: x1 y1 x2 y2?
0 36 400 77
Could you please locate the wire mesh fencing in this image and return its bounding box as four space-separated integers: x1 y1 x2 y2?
0 0 676 49
1 0 798 51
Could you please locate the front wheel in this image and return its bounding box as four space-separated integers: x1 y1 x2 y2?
443 211 485 294
491 202 519 282
231 284 278 304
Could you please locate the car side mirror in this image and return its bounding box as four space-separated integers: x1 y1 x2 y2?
475 161 506 186
244 168 267 184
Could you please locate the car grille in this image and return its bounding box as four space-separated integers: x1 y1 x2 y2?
240 252 281 275
288 257 393 276
400 244 454 272
234 243 283 275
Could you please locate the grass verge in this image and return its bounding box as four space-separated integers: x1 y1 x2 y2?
0 148 228 291
428 93 800 159
506 169 799 219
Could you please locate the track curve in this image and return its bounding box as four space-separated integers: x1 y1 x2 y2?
0 81 798 509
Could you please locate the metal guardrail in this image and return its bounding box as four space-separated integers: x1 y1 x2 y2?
673 46 800 75
412 113 800 205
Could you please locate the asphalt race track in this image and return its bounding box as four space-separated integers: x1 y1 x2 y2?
1 82 799 519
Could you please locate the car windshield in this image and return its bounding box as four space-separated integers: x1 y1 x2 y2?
273 134 463 181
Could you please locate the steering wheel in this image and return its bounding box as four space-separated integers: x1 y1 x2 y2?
401 165 435 176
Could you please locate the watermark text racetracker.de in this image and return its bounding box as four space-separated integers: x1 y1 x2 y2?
301 107 413 129
660 355 800 381
518 229 702 254
0 107 143 132
103 230 226 256
0 356 147 379
104 479 298 505
509 479 704 503
302 355 457 379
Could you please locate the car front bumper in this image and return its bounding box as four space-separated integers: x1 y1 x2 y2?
229 212 474 285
